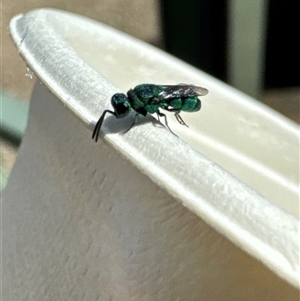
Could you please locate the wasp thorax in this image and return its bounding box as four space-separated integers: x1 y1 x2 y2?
111 93 131 118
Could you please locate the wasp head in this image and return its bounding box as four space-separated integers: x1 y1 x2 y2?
111 93 131 118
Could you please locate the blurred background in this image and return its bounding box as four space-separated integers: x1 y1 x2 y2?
1 0 299 191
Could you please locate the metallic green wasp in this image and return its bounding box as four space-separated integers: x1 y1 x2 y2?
92 83 209 142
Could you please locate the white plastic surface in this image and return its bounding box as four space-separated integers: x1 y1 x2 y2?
3 8 299 300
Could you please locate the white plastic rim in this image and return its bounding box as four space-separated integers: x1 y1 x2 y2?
9 8 299 287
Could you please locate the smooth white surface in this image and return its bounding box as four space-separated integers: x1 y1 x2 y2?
4 8 299 299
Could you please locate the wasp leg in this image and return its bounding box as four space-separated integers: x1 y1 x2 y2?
156 112 161 123
165 108 189 127
175 112 189 127
156 110 178 136
123 113 140 133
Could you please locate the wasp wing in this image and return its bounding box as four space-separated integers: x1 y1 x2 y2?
158 84 208 100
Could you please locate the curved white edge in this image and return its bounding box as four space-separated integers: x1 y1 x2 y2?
9 9 299 287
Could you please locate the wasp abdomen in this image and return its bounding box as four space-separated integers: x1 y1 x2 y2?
169 97 201 112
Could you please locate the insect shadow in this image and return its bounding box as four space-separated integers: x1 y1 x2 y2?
95 112 159 135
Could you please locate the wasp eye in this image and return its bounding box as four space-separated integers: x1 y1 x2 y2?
111 93 131 118
115 102 130 117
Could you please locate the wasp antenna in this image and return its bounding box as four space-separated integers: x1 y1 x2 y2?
92 110 116 142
